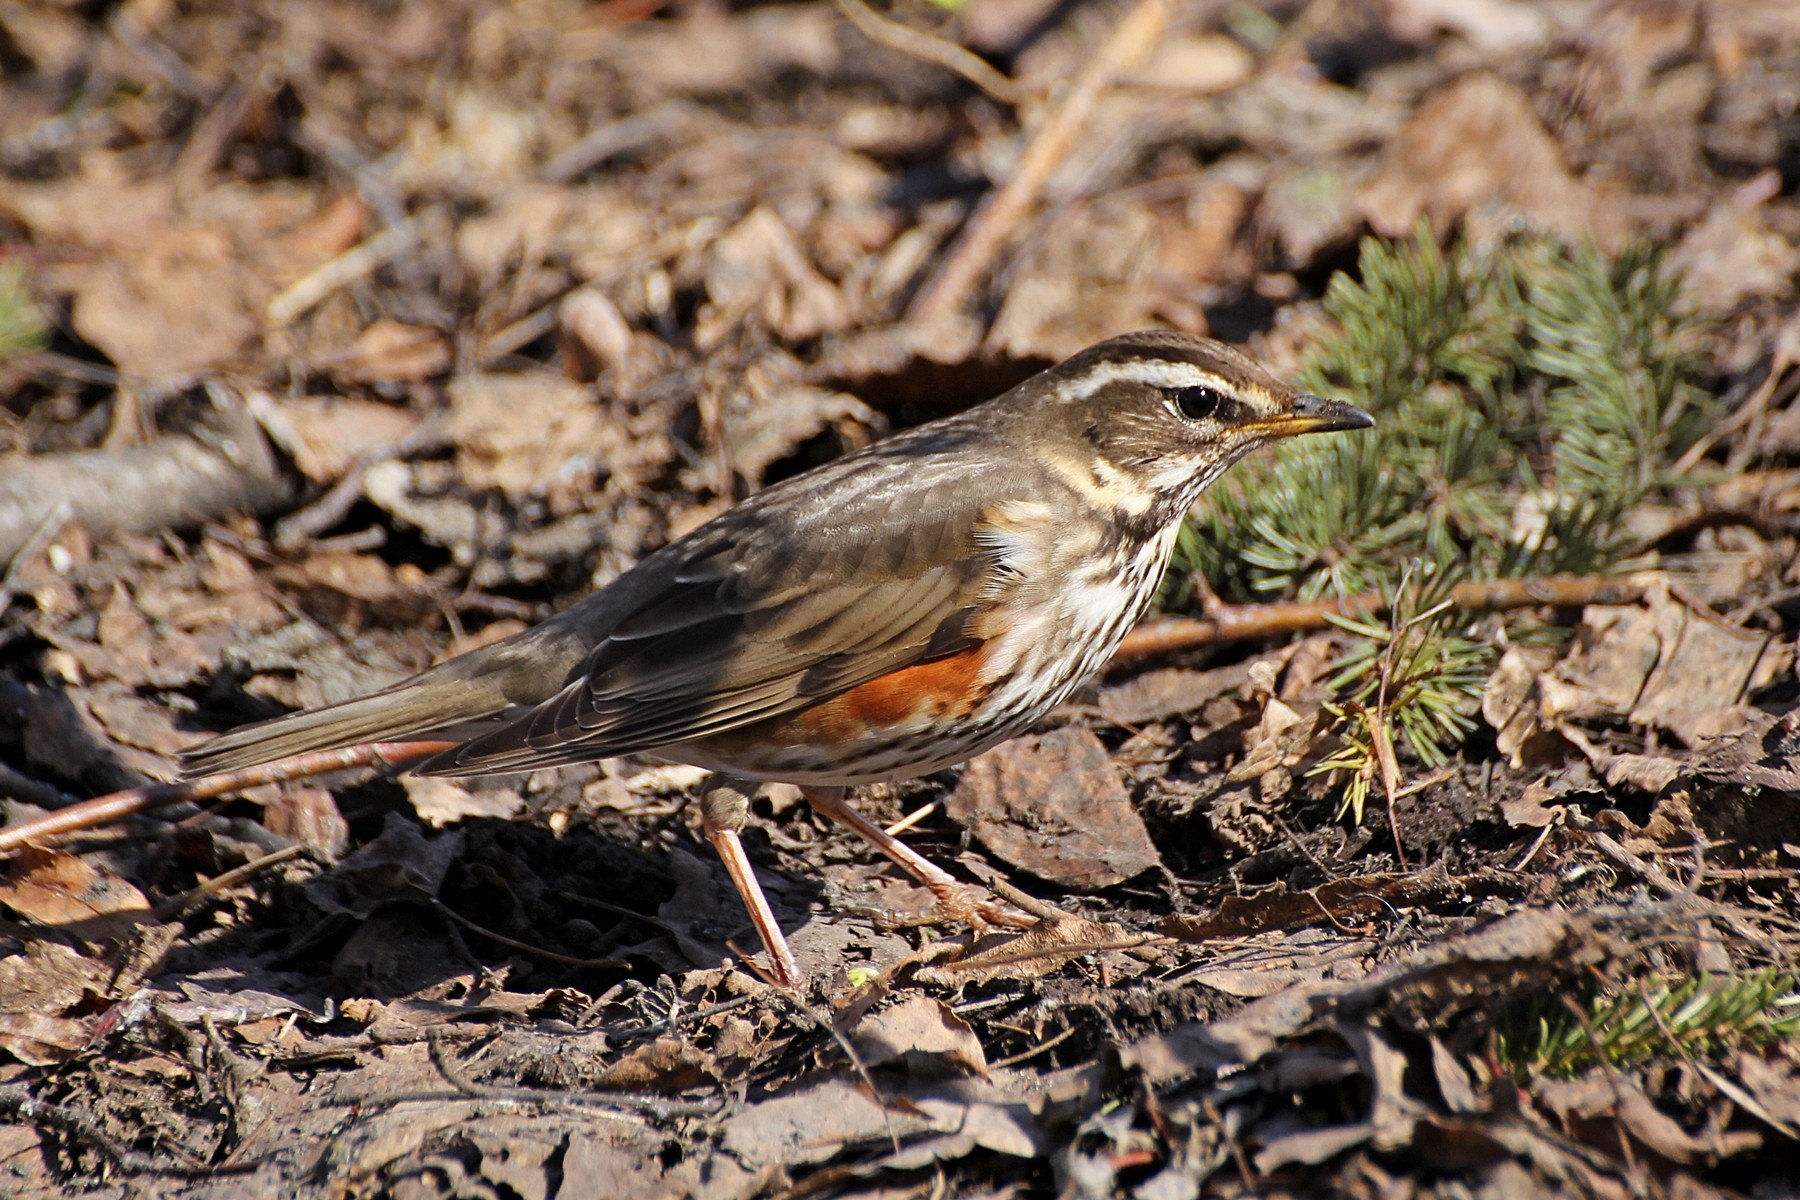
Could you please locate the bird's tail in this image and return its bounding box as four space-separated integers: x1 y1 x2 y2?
178 677 515 778
180 602 606 779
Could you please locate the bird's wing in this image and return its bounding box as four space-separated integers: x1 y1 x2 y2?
423 430 1038 776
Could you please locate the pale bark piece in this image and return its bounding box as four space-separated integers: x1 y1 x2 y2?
0 411 292 564
947 727 1161 890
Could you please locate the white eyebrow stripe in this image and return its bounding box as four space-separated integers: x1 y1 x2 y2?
1056 359 1226 400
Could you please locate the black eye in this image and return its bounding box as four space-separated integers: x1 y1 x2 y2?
1171 385 1224 422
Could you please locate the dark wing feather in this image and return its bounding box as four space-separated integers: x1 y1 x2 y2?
423 433 1023 777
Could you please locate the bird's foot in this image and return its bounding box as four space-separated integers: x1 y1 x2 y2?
920 878 1037 933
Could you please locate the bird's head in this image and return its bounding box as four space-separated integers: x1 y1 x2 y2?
1014 329 1375 521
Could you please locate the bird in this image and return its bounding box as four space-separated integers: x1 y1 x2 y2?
183 330 1373 987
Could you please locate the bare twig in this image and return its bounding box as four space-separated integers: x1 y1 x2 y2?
833 0 1023 106
905 0 1173 321
0 393 292 564
154 844 310 920
266 220 420 324
1112 575 1647 662
272 414 451 548
0 741 456 855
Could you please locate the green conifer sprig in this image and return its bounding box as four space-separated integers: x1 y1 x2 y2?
1173 229 1709 606
1499 971 1800 1078
1521 241 1713 500
1308 573 1492 823
1164 228 1713 822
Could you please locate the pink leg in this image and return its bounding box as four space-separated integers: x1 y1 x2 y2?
701 776 802 988
802 786 1034 931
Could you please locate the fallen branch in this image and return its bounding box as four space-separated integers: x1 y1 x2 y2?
1112 575 1648 661
905 0 1172 322
0 741 454 855
0 386 291 564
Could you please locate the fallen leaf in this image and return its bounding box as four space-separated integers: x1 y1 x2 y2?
947 728 1161 890
1669 172 1799 315
0 845 154 945
0 1012 93 1066
401 775 527 828
448 371 617 503
697 206 849 346
305 814 462 918
327 319 453 386
1361 73 1621 248
595 1035 718 1092
914 912 1154 986
852 994 989 1078
1098 661 1256 725
1164 867 1519 940
1541 585 1789 747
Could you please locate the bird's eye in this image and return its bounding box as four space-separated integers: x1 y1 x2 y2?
1171 385 1224 422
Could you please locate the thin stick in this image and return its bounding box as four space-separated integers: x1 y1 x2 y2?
266 220 419 324
0 741 456 855
1112 575 1646 662
154 844 308 920
833 0 1023 106
883 801 938 837
905 0 1173 322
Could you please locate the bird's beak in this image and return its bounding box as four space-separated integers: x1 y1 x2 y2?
1244 393 1376 438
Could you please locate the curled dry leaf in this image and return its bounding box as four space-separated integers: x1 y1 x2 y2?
1542 586 1789 748
914 911 1155 987
401 775 526 829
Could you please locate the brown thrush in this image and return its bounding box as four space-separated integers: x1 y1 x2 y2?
185 331 1373 986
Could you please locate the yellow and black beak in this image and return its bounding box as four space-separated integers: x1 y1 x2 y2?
1245 393 1376 438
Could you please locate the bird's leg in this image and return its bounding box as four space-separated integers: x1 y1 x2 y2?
801 786 1035 931
700 775 802 989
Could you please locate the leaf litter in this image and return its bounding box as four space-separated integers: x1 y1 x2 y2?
0 0 1798 1196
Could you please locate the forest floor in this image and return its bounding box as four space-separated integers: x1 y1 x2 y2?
2 0 1800 1196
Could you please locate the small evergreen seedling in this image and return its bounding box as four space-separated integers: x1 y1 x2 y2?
1309 573 1491 824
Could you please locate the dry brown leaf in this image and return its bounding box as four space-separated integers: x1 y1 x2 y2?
914 912 1153 986
721 354 877 484
1482 646 1561 768
947 728 1160 890
447 371 619 503
1543 586 1789 747
1098 660 1257 725
852 994 989 1078
401 776 527 828
1128 32 1255 92
697 206 850 346
0 1012 94 1066
595 1035 719 1092
329 319 453 386
1165 867 1517 940
0 846 154 946
1361 73 1622 248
